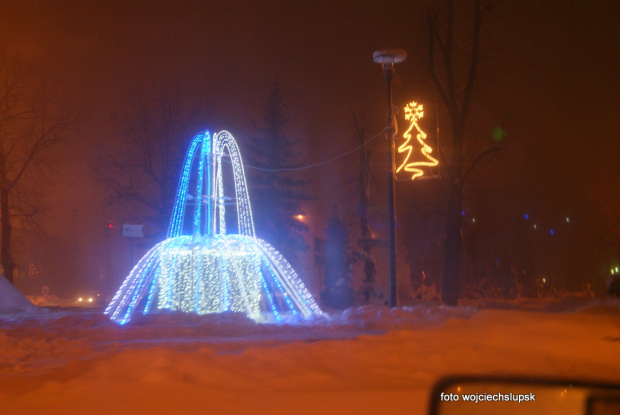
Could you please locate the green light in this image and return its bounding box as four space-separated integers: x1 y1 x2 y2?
492 126 506 142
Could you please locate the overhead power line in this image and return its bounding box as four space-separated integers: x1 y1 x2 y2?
239 128 386 173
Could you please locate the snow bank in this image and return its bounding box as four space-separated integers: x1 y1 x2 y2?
26 294 75 308
0 275 47 320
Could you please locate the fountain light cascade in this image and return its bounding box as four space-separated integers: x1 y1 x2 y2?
105 130 322 324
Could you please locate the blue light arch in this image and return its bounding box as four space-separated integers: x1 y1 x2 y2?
105 130 322 324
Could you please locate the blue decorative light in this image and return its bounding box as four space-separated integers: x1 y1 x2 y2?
105 130 322 324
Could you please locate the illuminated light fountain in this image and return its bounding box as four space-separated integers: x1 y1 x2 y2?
105 130 322 324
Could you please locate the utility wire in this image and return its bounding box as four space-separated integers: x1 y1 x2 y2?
238 128 386 173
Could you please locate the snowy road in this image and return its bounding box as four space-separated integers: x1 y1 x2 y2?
1 301 619 414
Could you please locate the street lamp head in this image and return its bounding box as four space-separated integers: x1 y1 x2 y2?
373 49 407 65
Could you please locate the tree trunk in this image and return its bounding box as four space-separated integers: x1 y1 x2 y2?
442 179 463 305
1 187 14 284
427 0 483 306
441 121 465 306
354 113 377 284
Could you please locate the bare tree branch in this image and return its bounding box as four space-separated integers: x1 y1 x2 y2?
444 0 457 107
0 52 73 283
427 15 452 112
93 81 206 230
461 0 482 119
463 145 503 181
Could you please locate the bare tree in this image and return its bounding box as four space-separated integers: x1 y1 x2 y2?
94 82 206 237
426 0 499 305
0 54 73 284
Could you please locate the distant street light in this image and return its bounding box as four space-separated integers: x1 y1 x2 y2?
373 49 407 308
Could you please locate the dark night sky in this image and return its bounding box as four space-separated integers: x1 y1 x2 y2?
1 0 619 292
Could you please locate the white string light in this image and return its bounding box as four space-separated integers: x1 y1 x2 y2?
105 130 322 324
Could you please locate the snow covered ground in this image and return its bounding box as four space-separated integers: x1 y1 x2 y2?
1 275 619 415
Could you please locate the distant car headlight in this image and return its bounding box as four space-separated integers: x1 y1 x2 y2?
78 297 83 302
88 298 93 302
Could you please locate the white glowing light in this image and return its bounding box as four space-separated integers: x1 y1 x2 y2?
105 130 322 324
396 101 438 180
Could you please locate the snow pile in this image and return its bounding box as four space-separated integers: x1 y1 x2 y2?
320 303 478 330
0 275 47 320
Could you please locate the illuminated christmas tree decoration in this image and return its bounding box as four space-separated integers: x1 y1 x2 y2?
105 130 322 324
396 101 439 180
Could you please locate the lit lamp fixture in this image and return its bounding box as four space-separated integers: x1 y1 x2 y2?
373 49 406 308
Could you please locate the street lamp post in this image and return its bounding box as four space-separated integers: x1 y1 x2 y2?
373 49 407 308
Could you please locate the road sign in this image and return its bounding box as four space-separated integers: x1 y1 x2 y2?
122 224 144 238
